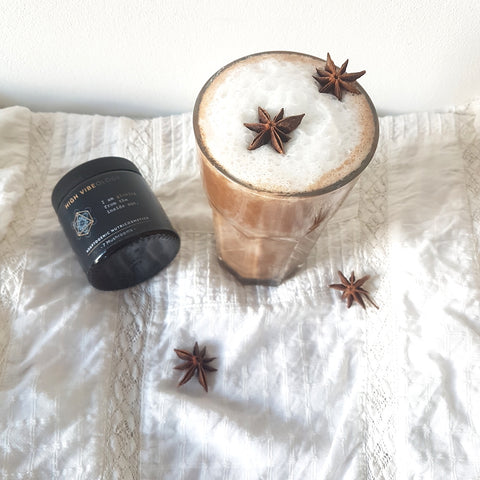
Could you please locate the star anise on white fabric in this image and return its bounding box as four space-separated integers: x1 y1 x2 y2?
174 342 217 392
329 270 379 309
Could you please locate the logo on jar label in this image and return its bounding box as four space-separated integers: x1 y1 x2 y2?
72 209 95 237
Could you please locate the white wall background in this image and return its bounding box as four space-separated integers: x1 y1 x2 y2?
1 0 479 117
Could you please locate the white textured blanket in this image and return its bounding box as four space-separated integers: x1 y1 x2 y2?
0 104 479 479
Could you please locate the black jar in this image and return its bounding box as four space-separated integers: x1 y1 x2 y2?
51 157 180 290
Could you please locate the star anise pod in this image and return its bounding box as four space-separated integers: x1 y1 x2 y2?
329 270 379 309
244 107 305 154
313 53 366 101
174 342 217 392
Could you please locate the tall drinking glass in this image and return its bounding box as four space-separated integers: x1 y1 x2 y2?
193 51 379 285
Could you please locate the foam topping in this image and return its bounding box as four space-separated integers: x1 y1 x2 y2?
197 52 376 194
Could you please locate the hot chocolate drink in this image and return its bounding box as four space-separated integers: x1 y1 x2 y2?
193 51 378 285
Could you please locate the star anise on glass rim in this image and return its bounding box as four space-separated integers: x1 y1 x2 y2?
173 342 217 392
244 107 305 154
329 270 379 309
313 53 366 101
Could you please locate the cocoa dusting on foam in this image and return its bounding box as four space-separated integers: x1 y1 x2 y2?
197 52 377 195
307 106 376 192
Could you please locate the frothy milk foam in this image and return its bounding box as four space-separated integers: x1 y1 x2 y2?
198 52 376 194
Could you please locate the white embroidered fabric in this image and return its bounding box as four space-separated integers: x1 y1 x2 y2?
0 103 479 479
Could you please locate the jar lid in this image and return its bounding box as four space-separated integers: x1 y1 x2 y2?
51 156 140 211
88 230 180 290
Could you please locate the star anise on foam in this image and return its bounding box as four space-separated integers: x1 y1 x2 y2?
313 53 366 101
329 270 379 309
174 342 217 392
244 107 305 154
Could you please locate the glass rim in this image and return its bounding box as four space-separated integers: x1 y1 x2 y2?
192 50 379 198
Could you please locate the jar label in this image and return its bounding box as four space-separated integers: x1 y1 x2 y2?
56 170 174 273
